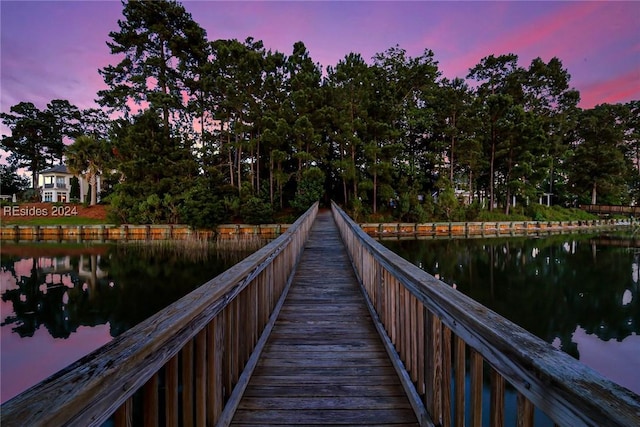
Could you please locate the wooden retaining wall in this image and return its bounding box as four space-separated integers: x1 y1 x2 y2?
2 219 626 243
0 223 290 242
333 202 640 427
360 219 626 238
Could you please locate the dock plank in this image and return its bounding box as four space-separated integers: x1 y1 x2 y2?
230 210 418 425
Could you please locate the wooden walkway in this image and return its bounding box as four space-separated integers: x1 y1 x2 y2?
230 210 419 426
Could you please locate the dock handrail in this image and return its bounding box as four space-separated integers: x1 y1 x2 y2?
332 201 640 427
1 202 318 426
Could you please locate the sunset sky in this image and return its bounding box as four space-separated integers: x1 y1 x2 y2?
1 0 639 120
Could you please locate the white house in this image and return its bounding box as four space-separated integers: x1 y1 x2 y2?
39 164 101 203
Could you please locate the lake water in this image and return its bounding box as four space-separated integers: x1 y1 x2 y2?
0 241 255 403
381 231 640 396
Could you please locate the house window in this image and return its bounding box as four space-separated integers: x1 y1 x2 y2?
44 176 54 189
57 192 67 203
56 176 66 188
44 192 53 202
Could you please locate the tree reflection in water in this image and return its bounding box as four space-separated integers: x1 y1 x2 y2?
383 232 640 395
0 242 254 402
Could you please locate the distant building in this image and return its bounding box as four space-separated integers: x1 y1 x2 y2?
39 164 101 203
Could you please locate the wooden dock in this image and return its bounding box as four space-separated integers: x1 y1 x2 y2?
230 210 418 425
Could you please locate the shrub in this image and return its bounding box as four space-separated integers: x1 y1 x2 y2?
290 167 325 212
241 197 273 224
525 203 597 221
180 182 228 229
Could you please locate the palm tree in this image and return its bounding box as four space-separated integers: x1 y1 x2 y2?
65 135 103 206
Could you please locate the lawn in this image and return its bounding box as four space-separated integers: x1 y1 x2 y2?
1 217 112 226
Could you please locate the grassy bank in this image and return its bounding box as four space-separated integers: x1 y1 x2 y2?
0 217 111 226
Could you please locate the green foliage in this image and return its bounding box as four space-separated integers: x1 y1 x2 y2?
525 204 597 221
435 182 459 221
240 197 273 224
106 110 199 224
138 194 163 224
106 189 139 224
97 0 208 129
350 197 371 223
291 167 325 212
0 162 29 196
476 209 529 222
180 179 227 229
65 135 106 206
83 185 91 208
464 201 482 221
568 104 630 205
69 176 80 202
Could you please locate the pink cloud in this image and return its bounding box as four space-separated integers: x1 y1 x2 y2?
580 68 640 108
431 2 638 106
439 2 601 79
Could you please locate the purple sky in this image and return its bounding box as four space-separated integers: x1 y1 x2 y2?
1 0 639 121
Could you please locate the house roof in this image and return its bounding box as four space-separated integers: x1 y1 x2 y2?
40 164 71 174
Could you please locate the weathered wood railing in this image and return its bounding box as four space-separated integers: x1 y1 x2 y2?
1 202 318 427
332 201 640 427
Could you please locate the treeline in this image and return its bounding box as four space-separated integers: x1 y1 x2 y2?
2 0 638 226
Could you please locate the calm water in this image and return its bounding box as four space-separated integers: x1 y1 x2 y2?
0 242 254 403
382 232 640 396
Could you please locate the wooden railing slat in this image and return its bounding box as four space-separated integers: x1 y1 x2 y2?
208 317 223 423
517 392 534 427
470 349 483 427
424 305 434 416
195 329 206 426
490 368 505 427
454 336 465 427
412 298 424 394
431 312 443 426
114 397 132 427
143 373 158 427
165 355 178 427
442 326 452 427
182 340 194 427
